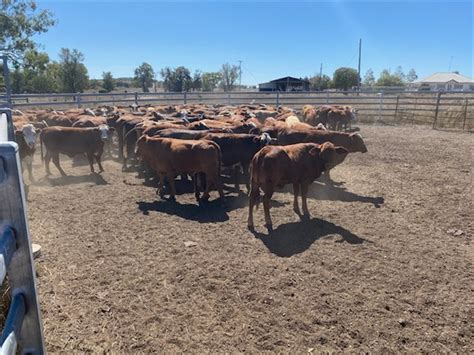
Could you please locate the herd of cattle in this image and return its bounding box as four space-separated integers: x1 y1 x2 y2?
12 103 367 230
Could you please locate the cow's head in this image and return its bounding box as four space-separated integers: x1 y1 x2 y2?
20 124 38 149
98 124 110 140
350 108 358 122
310 142 349 170
253 132 275 146
350 133 367 153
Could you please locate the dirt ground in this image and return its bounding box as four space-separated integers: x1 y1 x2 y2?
25 124 472 353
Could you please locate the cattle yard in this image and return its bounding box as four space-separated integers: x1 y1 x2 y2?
18 114 472 352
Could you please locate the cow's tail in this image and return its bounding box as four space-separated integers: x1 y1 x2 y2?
249 152 262 210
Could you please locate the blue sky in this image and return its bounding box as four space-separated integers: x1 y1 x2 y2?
35 0 473 84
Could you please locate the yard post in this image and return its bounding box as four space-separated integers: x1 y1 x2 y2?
462 98 468 130
134 92 138 106
227 93 231 105
394 94 400 121
77 92 82 108
432 92 442 129
184 91 187 105
326 91 329 104
276 91 280 109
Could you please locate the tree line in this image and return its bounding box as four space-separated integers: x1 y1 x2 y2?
1 0 419 94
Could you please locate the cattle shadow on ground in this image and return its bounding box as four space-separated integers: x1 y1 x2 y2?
36 173 108 186
308 182 384 207
137 194 287 222
252 218 369 257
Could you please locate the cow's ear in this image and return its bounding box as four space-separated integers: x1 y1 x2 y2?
335 147 348 155
309 146 320 156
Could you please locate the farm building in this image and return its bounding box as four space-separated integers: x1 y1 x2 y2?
412 72 474 91
258 76 310 92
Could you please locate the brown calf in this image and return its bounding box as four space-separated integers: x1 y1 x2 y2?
248 142 348 231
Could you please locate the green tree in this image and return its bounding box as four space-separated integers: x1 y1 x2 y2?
333 67 359 90
192 70 202 91
0 0 55 59
394 66 405 82
58 48 89 92
363 68 375 87
220 63 239 92
375 69 405 87
308 74 332 90
406 68 418 82
160 66 192 92
102 71 115 92
134 62 154 92
202 72 222 91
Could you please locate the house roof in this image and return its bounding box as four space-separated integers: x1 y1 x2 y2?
414 72 473 84
267 76 309 83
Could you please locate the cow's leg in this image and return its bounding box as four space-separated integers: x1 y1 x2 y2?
242 162 251 193
293 183 301 215
24 155 34 182
200 173 211 202
86 153 95 173
301 183 310 219
247 184 259 230
52 153 67 177
323 169 332 184
156 173 165 198
117 128 124 160
193 173 200 201
95 152 104 173
166 173 176 201
262 190 274 232
44 150 52 176
215 173 225 200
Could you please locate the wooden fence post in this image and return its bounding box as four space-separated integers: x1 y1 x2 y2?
227 93 231 105
394 94 400 121
432 92 442 129
462 98 468 130
326 92 329 104
134 92 138 106
184 92 187 105
276 91 280 109
76 92 81 108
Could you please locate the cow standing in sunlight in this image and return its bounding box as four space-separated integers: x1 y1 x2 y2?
248 142 348 232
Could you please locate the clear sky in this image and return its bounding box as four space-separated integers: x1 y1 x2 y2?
35 0 473 84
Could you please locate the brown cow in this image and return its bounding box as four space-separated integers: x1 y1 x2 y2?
14 124 38 182
248 142 348 231
40 125 110 176
277 128 367 180
136 136 224 202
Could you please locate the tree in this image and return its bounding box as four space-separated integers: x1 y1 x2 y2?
58 48 89 92
160 66 192 92
202 72 222 91
0 0 55 59
333 67 359 90
134 62 154 92
192 70 202 91
220 63 239 92
363 68 375 87
102 71 115 92
406 68 418 82
394 66 405 82
375 69 405 87
308 74 332 91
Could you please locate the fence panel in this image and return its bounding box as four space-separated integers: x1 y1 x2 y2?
0 108 45 354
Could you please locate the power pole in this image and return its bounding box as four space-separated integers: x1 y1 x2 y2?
319 62 323 91
238 60 242 91
357 38 362 91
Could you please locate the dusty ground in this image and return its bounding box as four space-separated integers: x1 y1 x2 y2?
25 124 472 353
